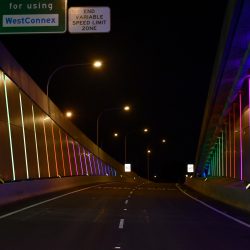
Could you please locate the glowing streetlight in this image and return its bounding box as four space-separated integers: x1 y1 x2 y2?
124 127 149 164
124 105 130 111
147 148 151 182
113 132 119 137
93 60 102 68
46 60 102 115
97 105 131 150
162 139 166 143
65 111 73 118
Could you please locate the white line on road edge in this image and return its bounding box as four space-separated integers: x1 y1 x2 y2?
125 200 128 205
0 184 104 220
176 184 250 229
119 219 125 229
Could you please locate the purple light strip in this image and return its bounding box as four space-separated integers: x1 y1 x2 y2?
88 152 93 175
82 147 88 175
96 158 101 176
78 143 84 175
239 91 243 180
72 141 78 175
66 135 72 176
59 129 66 176
91 154 97 175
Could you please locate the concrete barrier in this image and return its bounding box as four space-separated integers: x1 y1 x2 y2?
0 176 122 206
185 177 250 213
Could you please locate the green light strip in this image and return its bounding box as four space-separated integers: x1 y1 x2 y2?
3 74 15 180
19 92 29 179
32 105 40 178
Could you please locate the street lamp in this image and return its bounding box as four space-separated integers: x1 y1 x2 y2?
124 127 149 164
96 105 130 150
65 111 73 118
147 149 151 183
46 60 102 115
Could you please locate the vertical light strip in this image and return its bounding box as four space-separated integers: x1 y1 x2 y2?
104 164 107 175
65 135 72 176
221 131 224 176
51 123 59 177
43 118 50 177
3 74 15 180
225 125 228 177
32 105 40 178
82 147 89 175
229 111 232 177
218 138 221 176
91 154 97 175
96 158 101 176
19 93 29 179
88 153 93 175
77 144 84 175
233 104 236 178
216 145 218 176
72 141 78 175
59 129 66 176
239 92 243 180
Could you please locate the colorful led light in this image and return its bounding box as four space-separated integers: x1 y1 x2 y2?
239 91 243 180
66 134 73 176
82 147 89 175
32 105 40 178
233 104 236 178
43 117 50 177
72 140 78 175
59 129 66 176
51 122 59 177
77 143 84 175
3 74 15 180
19 92 29 179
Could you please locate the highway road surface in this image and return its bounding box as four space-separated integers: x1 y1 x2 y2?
1 181 250 250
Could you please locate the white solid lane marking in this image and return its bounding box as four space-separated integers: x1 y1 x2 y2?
125 200 128 205
0 184 104 220
119 219 125 229
176 184 250 229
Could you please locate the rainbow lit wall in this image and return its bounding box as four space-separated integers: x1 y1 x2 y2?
196 0 250 182
0 41 123 182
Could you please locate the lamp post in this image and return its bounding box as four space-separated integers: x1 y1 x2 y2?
124 127 149 164
147 149 151 183
96 105 130 150
46 60 102 115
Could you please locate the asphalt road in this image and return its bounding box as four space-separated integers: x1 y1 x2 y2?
1 182 250 250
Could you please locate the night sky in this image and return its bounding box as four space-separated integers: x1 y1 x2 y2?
0 0 229 181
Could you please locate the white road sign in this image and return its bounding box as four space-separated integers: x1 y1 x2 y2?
68 7 110 33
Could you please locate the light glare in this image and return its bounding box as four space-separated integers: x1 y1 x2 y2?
93 60 102 68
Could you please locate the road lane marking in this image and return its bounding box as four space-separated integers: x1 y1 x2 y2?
125 200 128 205
176 184 250 229
0 183 105 220
119 218 125 229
